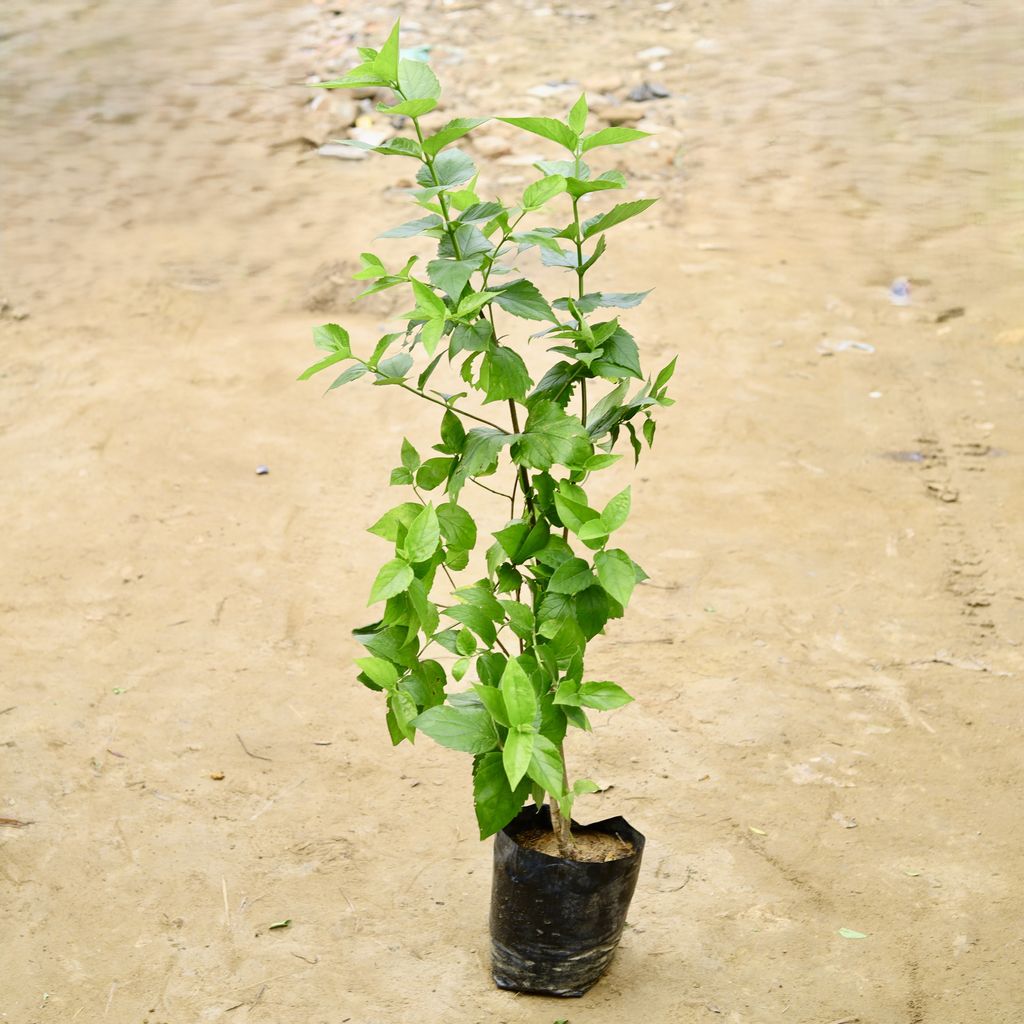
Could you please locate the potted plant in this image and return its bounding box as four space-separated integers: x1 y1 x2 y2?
301 21 674 997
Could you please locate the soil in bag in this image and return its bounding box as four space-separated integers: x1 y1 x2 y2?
490 804 645 997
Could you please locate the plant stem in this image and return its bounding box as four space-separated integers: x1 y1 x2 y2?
409 115 463 260
571 192 590 429
506 399 536 523
398 383 505 431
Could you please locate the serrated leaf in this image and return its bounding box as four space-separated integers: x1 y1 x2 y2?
436 502 477 550
473 751 530 839
403 505 440 563
502 728 535 789
367 501 421 541
479 345 533 404
354 656 399 691
499 116 578 151
577 680 633 710
602 486 631 531
380 214 444 239
389 689 418 741
515 401 591 471
409 278 447 321
327 364 368 391
380 97 437 117
548 557 596 595
500 657 538 728
373 20 401 82
401 437 420 472
583 198 658 239
449 427 514 497
582 126 650 152
594 548 635 607
568 93 588 135
423 117 488 157
522 174 567 211
527 733 565 796
445 603 497 647
493 279 557 323
312 323 352 354
369 558 414 603
413 704 498 754
427 257 481 298
500 599 535 639
417 149 476 189
592 325 642 380
397 57 440 100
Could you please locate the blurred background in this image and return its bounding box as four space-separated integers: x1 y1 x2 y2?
2 1 1022 1021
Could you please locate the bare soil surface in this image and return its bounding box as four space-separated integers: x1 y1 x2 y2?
2 1 1023 1022
516 826 634 863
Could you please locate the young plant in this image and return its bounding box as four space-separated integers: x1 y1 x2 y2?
301 21 675 858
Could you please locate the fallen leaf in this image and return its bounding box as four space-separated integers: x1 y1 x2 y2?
904 869 922 877
838 927 867 939
748 826 767 836
210 772 225 781
269 919 292 930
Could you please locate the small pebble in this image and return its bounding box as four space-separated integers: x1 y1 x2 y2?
256 465 270 475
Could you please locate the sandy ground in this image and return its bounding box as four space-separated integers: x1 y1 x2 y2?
2 1 1023 1021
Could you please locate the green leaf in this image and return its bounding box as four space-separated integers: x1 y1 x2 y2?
380 214 444 238
530 360 582 409
439 409 466 453
573 778 600 796
298 349 349 381
397 57 440 100
553 490 599 534
499 116 578 151
406 577 439 637
515 401 591 471
548 557 596 595
369 558 414 603
578 680 633 710
582 126 650 152
413 704 498 754
594 548 635 607
522 174 567 211
592 326 642 380
268 919 292 930
574 585 611 639
415 457 452 491
450 427 513 497
503 728 535 788
403 505 440 563
527 734 565 796
584 452 622 471
583 198 658 239
389 689 418 741
500 657 538 728
500 599 535 639
493 279 558 323
409 278 447 321
427 257 481 298
313 323 352 354
416 149 476 189
473 684 509 726
568 93 588 135
375 353 413 382
838 928 868 940
455 627 477 656
473 751 530 839
316 63 389 90
445 603 497 647
327 364 368 391
423 118 489 158
436 502 477 550
354 656 399 691
372 20 401 82
566 169 626 198
654 355 677 392
401 437 420 472
380 97 437 118
367 501 421 541
479 345 533 404
602 486 631 531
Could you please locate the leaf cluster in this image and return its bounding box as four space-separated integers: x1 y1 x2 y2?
303 22 676 840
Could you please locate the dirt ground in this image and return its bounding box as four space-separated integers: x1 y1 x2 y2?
2 1 1023 1021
